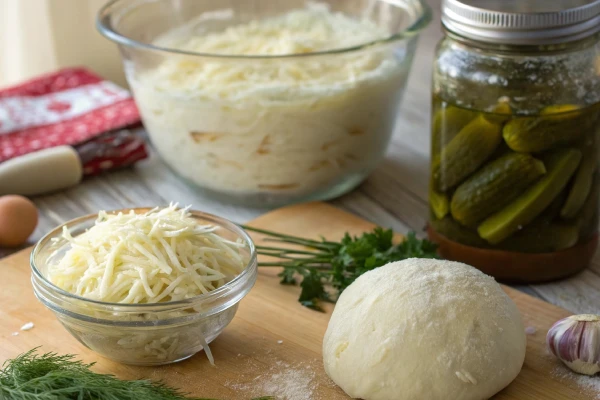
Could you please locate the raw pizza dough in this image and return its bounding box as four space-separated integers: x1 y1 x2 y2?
323 258 526 400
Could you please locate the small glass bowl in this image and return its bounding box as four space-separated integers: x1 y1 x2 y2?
30 209 257 366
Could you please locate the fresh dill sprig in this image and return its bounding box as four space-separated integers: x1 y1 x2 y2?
0 348 272 400
243 226 439 311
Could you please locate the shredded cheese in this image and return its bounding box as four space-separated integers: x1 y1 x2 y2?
145 2 394 101
47 205 247 304
156 3 386 56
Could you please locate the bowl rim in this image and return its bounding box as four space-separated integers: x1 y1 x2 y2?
30 207 257 310
96 0 432 60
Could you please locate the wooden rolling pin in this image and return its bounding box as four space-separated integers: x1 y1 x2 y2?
0 130 147 196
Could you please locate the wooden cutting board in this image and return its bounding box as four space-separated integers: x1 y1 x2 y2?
0 202 594 399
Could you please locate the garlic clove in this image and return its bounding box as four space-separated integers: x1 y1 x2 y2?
547 314 600 376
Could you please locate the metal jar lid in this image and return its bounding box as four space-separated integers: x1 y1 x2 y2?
442 0 600 44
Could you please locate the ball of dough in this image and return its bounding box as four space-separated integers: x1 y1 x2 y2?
323 258 526 400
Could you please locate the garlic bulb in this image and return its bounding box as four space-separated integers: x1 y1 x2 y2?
547 314 600 375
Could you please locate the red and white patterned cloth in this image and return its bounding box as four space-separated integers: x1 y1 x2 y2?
0 68 140 163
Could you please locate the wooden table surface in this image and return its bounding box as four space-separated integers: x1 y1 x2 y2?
3 0 598 315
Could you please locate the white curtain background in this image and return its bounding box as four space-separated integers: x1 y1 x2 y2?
0 0 126 88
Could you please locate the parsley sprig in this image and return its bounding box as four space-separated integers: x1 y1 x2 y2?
243 226 438 311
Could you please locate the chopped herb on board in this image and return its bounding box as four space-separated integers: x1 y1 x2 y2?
0 349 273 400
243 226 439 311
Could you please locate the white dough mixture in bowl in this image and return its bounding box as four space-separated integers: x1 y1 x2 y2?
98 0 431 205
323 258 526 400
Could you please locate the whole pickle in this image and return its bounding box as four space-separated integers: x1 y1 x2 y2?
430 184 449 220
540 104 580 115
576 179 599 240
431 105 475 155
496 222 578 253
430 217 490 248
561 143 598 219
478 148 582 244
432 116 502 191
503 105 595 153
451 153 546 227
539 188 569 222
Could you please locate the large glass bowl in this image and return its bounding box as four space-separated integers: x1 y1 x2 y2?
31 209 257 366
97 0 431 206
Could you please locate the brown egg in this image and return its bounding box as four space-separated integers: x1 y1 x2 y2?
0 195 38 247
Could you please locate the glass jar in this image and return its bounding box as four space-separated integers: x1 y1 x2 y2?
428 0 600 282
98 0 431 207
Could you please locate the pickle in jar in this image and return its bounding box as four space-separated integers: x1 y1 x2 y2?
496 222 579 253
503 104 596 153
561 143 598 219
538 188 569 223
429 184 450 220
432 115 502 191
478 148 582 244
451 153 546 227
485 98 513 124
576 177 599 241
430 217 490 248
431 104 476 155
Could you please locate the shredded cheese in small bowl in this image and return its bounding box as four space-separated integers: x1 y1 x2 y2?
31 205 257 366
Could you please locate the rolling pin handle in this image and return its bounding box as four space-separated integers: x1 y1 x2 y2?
0 146 83 196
